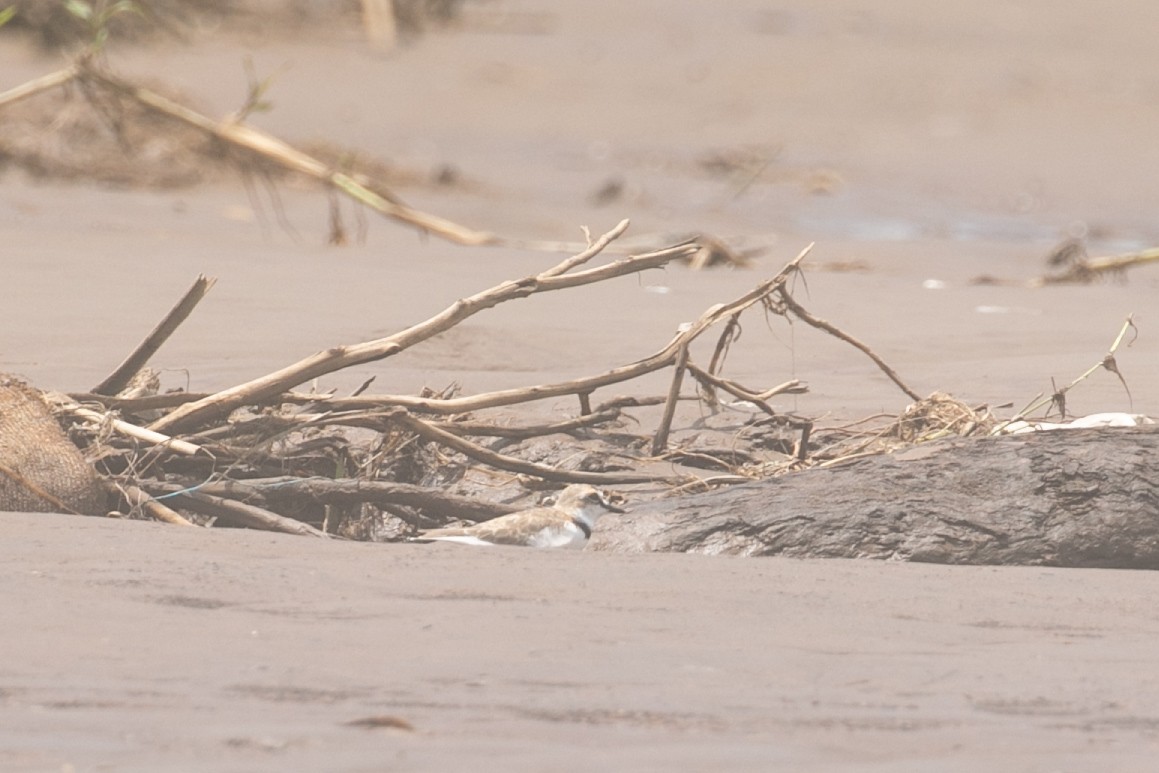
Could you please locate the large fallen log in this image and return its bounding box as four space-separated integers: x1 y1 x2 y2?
591 426 1159 569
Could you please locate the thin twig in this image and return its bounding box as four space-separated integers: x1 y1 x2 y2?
539 219 631 277
776 288 921 402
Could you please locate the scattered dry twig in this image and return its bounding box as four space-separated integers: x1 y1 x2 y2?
150 229 697 433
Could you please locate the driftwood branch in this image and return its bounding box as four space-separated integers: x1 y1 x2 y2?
150 231 697 434
145 486 329 537
112 480 194 526
93 274 217 396
269 243 816 420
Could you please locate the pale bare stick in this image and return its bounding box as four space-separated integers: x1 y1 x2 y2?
776 288 922 402
388 409 680 485
93 274 217 396
0 65 78 110
113 481 194 526
62 403 206 457
651 342 689 455
150 238 697 434
147 486 329 537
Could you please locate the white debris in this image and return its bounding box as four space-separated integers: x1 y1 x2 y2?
1000 413 1155 434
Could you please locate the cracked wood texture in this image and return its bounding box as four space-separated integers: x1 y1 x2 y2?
591 427 1159 569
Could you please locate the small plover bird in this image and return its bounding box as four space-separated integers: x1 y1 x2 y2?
414 484 624 549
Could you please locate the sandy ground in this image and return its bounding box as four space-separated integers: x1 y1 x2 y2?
3 1 1159 769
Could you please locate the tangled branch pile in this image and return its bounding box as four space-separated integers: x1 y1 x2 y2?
0 225 995 541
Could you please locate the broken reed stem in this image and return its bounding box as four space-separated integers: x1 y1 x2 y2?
150 234 698 434
389 409 680 484
776 288 921 402
78 65 501 247
93 274 217 396
652 342 689 455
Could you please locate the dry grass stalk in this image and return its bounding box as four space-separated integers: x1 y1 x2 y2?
0 64 80 109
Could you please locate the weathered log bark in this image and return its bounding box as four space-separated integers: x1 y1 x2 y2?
591 426 1159 569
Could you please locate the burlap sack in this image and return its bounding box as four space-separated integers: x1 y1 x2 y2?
0 376 104 515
